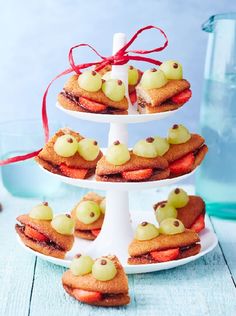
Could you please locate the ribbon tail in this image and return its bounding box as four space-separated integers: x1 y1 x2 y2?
0 149 42 166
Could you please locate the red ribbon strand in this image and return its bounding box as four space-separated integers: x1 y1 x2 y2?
0 25 168 166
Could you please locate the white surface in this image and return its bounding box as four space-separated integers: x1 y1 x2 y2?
16 210 218 274
56 101 180 123
40 165 196 191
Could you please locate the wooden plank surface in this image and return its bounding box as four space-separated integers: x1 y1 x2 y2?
1 184 236 316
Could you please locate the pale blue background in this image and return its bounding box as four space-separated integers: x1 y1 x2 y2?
0 0 236 146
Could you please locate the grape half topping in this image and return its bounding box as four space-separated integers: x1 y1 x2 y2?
155 202 177 224
99 198 106 214
78 70 102 92
76 201 101 224
168 188 189 208
70 254 94 276
29 202 53 221
159 60 183 80
135 221 159 241
92 258 117 281
54 135 78 157
167 124 191 144
128 66 139 85
140 68 167 90
159 218 185 235
51 214 75 235
102 79 125 101
153 137 170 156
106 141 130 165
133 137 157 158
77 138 100 161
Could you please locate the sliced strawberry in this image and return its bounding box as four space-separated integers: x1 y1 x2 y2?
150 248 180 262
73 289 102 303
122 168 153 181
91 229 101 237
129 91 137 105
169 152 195 176
79 97 107 113
171 89 192 105
191 214 205 233
25 226 49 242
60 164 88 179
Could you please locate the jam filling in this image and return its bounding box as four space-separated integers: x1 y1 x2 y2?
130 244 197 262
16 224 65 251
61 91 124 114
99 168 163 182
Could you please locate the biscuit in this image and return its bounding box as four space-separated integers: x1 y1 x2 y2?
16 224 66 259
16 214 74 251
128 229 200 257
154 196 205 229
62 75 128 111
136 79 190 108
137 99 183 114
74 230 96 240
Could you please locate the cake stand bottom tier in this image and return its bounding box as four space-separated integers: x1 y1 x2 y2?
16 210 218 274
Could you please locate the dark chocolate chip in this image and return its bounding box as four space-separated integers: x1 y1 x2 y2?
173 63 179 69
91 70 97 76
75 254 82 258
129 65 134 70
160 203 166 208
66 214 71 218
43 202 48 206
67 137 73 143
90 212 95 217
117 80 123 85
141 221 148 226
146 137 154 143
174 220 180 227
172 124 179 129
113 140 120 145
100 259 107 265
93 141 98 146
175 188 180 194
151 68 157 72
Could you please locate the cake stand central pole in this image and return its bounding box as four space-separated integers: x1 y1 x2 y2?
87 33 133 263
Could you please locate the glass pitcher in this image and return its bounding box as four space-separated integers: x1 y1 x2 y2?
196 13 236 218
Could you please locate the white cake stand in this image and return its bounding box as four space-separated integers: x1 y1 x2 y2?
30 33 217 273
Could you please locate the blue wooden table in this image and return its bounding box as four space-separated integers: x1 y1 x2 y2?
1 182 236 316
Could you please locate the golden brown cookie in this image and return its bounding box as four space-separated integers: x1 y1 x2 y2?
136 79 190 113
62 255 130 306
128 229 200 257
35 128 102 179
71 192 105 240
95 152 169 182
16 215 74 259
58 74 128 112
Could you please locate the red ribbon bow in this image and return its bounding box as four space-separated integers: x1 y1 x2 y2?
0 25 168 166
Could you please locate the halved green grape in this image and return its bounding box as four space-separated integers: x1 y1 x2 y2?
140 68 167 90
135 222 159 241
167 124 191 144
153 137 170 156
128 66 139 85
159 60 183 80
29 202 53 220
54 135 78 157
102 79 125 101
168 188 189 208
70 254 94 276
155 202 177 224
159 218 185 235
76 201 101 224
78 70 102 92
133 137 157 158
77 138 100 161
92 258 117 281
99 198 106 214
106 141 130 165
51 214 75 235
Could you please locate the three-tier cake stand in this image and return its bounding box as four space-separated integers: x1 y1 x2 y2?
17 33 217 274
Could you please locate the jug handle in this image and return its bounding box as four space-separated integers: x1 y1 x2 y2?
202 16 214 32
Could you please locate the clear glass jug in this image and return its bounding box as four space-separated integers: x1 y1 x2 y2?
196 13 236 219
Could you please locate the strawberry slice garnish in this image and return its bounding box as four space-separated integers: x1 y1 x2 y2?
190 214 205 233
129 91 137 105
25 226 49 242
91 229 101 237
150 248 180 262
60 164 88 179
171 89 192 105
122 168 153 181
79 97 107 113
73 289 102 303
169 152 195 176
